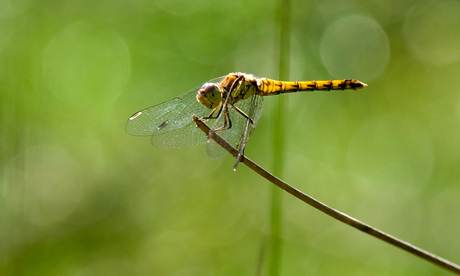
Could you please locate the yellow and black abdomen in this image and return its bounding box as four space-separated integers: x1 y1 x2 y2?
257 78 367 96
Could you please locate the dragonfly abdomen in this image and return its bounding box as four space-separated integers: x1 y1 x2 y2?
257 78 367 96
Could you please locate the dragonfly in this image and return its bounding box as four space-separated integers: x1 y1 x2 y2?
126 72 367 169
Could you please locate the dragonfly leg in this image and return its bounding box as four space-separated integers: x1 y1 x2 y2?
233 117 253 170
202 103 223 121
201 102 233 133
214 74 244 131
214 108 232 132
230 104 256 147
236 114 255 148
230 105 255 125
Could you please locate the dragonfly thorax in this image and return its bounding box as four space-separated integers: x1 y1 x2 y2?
196 83 223 109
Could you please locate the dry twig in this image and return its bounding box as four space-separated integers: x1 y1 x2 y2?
193 115 460 275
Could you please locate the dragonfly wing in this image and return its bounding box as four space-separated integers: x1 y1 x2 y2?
126 76 228 149
149 118 208 148
126 86 210 148
237 93 264 130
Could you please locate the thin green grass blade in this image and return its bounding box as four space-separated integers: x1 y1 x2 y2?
268 0 291 275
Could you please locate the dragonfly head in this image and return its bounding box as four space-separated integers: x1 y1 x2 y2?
197 83 223 109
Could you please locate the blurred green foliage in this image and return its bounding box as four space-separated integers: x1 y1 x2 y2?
1 0 460 275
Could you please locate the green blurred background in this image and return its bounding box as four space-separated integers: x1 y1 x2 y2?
1 0 460 275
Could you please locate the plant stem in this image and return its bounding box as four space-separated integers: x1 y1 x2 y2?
269 0 291 275
193 116 460 276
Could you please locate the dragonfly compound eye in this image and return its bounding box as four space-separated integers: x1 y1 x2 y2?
197 83 222 109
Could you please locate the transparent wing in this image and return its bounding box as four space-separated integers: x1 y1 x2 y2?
206 94 264 159
125 76 226 148
236 92 264 145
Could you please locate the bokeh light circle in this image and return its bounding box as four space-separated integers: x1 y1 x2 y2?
43 21 130 106
320 15 390 81
403 0 460 65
